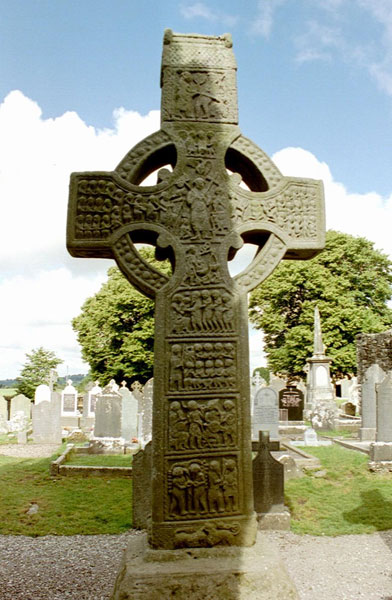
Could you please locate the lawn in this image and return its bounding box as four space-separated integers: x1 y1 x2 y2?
66 453 133 467
0 450 132 536
1 443 392 538
285 444 392 536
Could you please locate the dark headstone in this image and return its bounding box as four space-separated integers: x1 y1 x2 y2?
342 401 356 417
279 386 304 421
252 431 284 514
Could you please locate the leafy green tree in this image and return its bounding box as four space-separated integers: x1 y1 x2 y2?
72 248 171 385
249 230 392 379
16 347 63 398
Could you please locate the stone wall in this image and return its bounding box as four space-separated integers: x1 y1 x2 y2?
356 329 392 383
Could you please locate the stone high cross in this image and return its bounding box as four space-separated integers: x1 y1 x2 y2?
67 30 325 549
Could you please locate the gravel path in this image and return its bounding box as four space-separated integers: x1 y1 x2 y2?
1 530 391 599
1 443 392 599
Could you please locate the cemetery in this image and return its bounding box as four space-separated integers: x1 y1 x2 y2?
1 26 392 600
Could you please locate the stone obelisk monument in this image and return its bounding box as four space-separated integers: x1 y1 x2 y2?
67 29 324 597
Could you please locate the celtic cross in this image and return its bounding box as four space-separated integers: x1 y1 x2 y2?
67 30 325 549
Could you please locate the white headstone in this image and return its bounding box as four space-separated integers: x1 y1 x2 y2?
88 381 102 417
61 379 78 416
34 384 51 405
304 427 318 446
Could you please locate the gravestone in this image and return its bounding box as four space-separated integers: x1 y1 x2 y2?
376 372 392 443
342 401 356 417
119 381 138 441
360 364 385 441
32 392 62 444
269 376 286 395
279 386 304 421
61 379 79 427
138 377 153 447
34 384 51 405
304 427 318 446
94 380 122 439
10 394 31 419
0 414 7 434
68 29 323 595
0 395 8 420
369 372 392 466
252 387 279 440
252 431 289 530
132 441 152 529
81 381 102 430
8 412 29 432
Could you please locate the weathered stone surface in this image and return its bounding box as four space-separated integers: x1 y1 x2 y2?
132 441 152 530
138 378 153 447
369 442 392 462
32 393 62 444
94 382 123 439
10 394 31 419
252 431 284 514
119 382 138 441
376 372 392 442
111 532 298 600
67 30 324 551
360 364 385 441
0 395 7 420
252 386 279 440
356 329 392 385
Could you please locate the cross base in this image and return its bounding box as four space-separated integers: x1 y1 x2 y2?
111 532 299 600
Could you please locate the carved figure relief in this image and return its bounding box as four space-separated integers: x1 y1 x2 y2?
171 288 234 334
168 342 236 391
174 521 240 548
230 184 319 240
168 398 237 451
167 456 239 519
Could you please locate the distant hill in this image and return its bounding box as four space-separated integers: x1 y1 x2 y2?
0 374 87 389
0 378 18 388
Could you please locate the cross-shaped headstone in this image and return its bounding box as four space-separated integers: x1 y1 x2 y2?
67 30 325 550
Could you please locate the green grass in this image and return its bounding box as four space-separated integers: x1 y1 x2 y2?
286 445 392 536
0 451 132 536
67 453 133 467
318 429 357 439
0 433 17 445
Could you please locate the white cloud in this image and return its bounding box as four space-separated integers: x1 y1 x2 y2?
180 2 238 27
0 90 160 378
272 147 392 259
250 0 288 38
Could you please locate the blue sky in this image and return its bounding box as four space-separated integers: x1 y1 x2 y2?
1 0 392 379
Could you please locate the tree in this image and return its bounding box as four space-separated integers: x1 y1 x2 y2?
72 247 171 385
16 347 63 399
249 230 392 380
